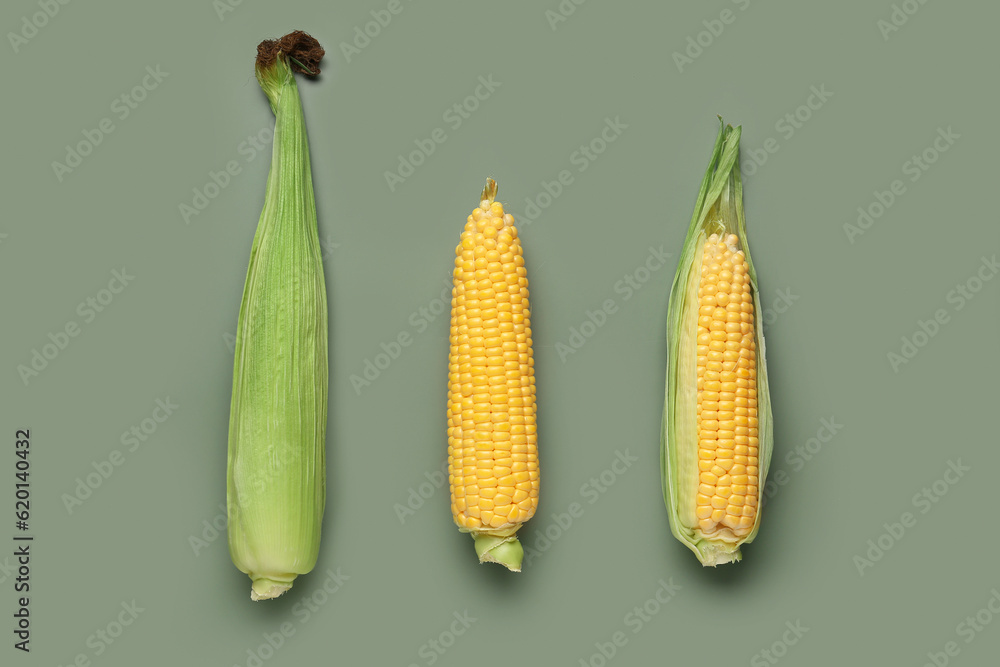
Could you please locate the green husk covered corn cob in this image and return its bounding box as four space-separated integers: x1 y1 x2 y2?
661 119 774 566
227 31 328 600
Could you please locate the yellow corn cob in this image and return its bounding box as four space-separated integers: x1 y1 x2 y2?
662 120 773 566
447 178 538 571
689 232 759 538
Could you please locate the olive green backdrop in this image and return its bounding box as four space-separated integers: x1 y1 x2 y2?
3 1 998 665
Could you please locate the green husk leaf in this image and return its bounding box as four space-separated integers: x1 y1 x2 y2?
227 32 328 600
661 118 774 566
473 533 524 572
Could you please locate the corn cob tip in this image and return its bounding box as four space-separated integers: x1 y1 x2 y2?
473 533 524 572
693 542 742 567
256 30 325 76
249 576 294 601
715 114 738 132
479 178 498 206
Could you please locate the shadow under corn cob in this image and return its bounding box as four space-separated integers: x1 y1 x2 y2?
661 119 774 566
227 32 328 601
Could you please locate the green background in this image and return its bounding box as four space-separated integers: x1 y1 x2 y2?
3 0 998 665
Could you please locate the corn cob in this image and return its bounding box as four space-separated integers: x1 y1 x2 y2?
227 32 328 600
447 178 538 571
661 120 773 566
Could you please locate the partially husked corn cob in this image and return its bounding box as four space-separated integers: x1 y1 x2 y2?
447 178 538 571
661 120 773 566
